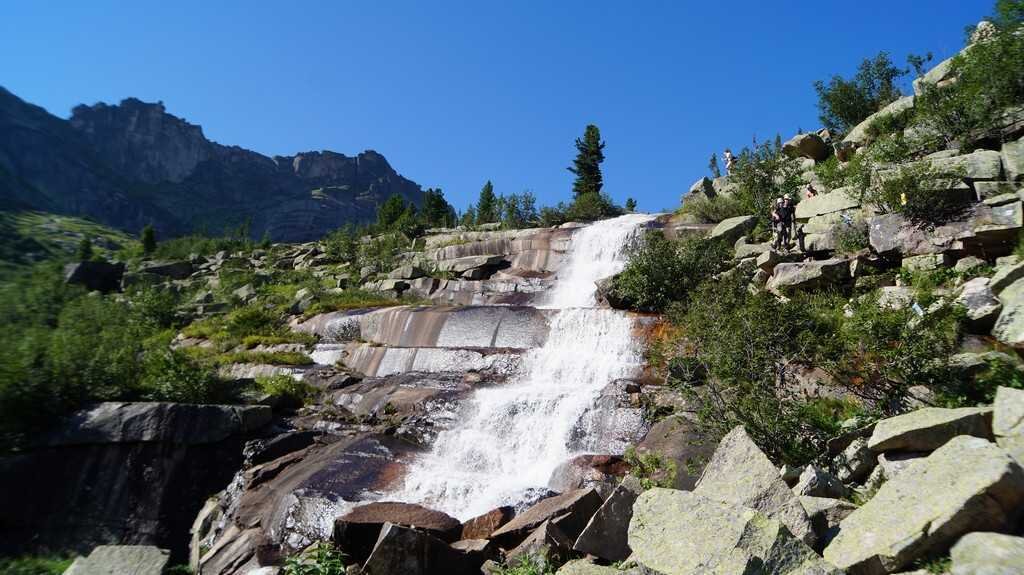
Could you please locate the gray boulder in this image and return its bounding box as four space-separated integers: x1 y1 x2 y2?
64 261 125 293
993 278 1024 347
835 437 876 484
800 496 857 550
628 488 838 575
793 465 850 499
633 414 715 490
953 256 986 273
993 385 1024 464
490 488 602 548
844 96 915 147
926 149 1003 181
361 523 473 575
1003 137 1024 182
794 187 859 220
991 259 1024 294
504 520 574 566
783 133 830 161
955 277 1002 332
573 476 641 562
901 253 951 272
950 532 1024 575
767 259 851 295
64 545 170 575
387 264 426 280
868 406 994 452
877 451 929 481
693 426 815 546
709 215 757 244
823 435 1024 574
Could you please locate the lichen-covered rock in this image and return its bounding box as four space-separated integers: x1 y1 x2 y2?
793 465 850 499
868 407 994 452
950 531 1024 575
361 523 474 575
993 385 1024 464
64 545 170 575
628 488 838 575
799 497 857 551
845 96 915 147
693 426 815 546
783 133 830 161
709 215 757 244
767 259 851 295
573 476 641 562
955 277 1002 332
795 187 860 220
823 435 1024 574
1000 137 1024 182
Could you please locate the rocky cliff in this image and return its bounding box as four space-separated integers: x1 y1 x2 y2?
0 87 423 242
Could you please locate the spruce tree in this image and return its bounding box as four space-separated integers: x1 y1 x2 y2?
625 198 637 212
377 194 407 229
476 181 498 223
77 237 93 261
141 224 157 255
568 124 605 198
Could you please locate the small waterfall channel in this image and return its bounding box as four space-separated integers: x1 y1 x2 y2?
392 214 655 520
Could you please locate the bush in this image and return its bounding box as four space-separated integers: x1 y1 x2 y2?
491 554 555 575
283 542 347 575
833 217 870 254
538 204 568 227
257 374 315 405
0 555 75 575
564 192 621 222
862 162 967 223
623 445 677 489
814 52 905 134
730 140 803 229
142 347 227 403
672 276 841 464
610 232 730 313
913 12 1024 148
676 193 747 223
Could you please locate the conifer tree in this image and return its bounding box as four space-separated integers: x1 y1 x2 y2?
77 237 93 261
568 124 605 198
141 224 157 255
625 198 637 212
476 181 499 223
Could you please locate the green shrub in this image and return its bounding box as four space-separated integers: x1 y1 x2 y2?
610 232 730 313
142 347 227 403
302 289 413 317
257 374 315 405
213 351 312 366
859 162 966 224
283 542 348 575
730 140 803 229
814 52 906 134
491 554 555 575
0 555 75 575
538 205 569 227
813 154 872 193
940 355 1024 407
673 276 841 464
676 193 747 223
913 6 1024 148
564 192 622 222
623 445 677 489
833 218 870 254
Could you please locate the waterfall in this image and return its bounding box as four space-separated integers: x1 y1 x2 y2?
391 214 654 520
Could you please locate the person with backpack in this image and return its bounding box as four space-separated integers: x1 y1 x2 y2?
773 195 795 250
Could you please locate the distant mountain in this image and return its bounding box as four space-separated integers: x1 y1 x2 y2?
0 87 424 242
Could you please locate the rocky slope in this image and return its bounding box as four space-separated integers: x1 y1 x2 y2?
0 87 423 242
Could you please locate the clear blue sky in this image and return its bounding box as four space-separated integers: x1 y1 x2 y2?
1 0 991 212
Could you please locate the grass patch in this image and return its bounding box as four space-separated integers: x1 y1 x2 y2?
213 350 312 366
302 289 421 318
0 555 76 574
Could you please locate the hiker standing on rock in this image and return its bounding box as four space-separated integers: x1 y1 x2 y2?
772 195 795 250
723 148 736 175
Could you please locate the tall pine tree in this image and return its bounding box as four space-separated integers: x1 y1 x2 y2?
476 180 499 223
568 124 605 198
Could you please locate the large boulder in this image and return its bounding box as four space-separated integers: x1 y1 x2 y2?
926 149 1003 181
783 133 830 162
844 96 915 147
950 531 1024 575
955 277 1002 332
993 278 1024 347
460 506 514 540
793 465 850 499
504 520 574 566
688 176 715 198
333 502 461 563
867 406 994 452
693 427 815 546
489 488 602 548
708 215 757 244
1002 137 1024 182
64 261 125 293
869 202 1022 259
628 488 837 575
823 435 1024 574
794 187 859 220
767 259 851 295
993 386 1024 464
799 496 857 551
633 414 715 490
361 523 474 575
572 476 641 562
64 545 170 575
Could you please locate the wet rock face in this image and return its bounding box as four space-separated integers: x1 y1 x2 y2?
0 402 271 561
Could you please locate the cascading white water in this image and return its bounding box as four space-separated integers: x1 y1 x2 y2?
391 213 654 520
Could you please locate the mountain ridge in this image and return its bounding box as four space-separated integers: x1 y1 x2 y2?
0 87 424 242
